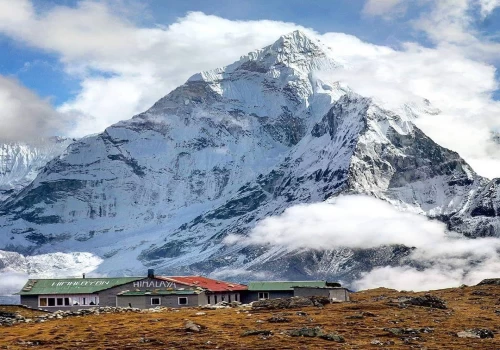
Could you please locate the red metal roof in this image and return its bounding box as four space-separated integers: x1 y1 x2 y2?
158 276 247 292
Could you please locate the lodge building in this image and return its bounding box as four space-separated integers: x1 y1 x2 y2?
17 270 247 311
16 270 349 311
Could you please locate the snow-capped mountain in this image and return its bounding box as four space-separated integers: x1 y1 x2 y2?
0 31 498 281
0 137 73 202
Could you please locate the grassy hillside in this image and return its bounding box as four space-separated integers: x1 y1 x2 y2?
1 284 500 349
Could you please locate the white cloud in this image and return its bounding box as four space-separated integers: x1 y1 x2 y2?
225 196 447 250
0 1 499 178
0 75 68 142
413 0 500 60
479 0 500 17
362 0 406 18
0 270 28 295
226 196 500 291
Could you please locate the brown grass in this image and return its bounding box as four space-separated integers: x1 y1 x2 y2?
1 284 500 349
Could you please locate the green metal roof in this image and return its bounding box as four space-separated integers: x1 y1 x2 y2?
248 281 327 291
118 290 201 296
18 277 143 295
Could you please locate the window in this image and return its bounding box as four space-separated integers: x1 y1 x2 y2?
258 292 269 300
234 294 238 301
228 294 231 302
207 295 211 304
151 297 161 306
214 295 217 303
39 295 98 307
178 297 188 305
221 295 225 301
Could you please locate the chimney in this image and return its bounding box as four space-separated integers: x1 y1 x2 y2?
147 269 154 278
82 273 86 279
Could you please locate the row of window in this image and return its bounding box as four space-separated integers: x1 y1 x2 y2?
39 295 99 307
151 297 188 306
206 293 240 304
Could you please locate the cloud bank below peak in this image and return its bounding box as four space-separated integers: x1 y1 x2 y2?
226 195 500 292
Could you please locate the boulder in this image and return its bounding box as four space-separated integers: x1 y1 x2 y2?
392 294 447 309
241 330 273 337
267 316 291 323
184 320 205 333
287 327 324 337
457 329 494 339
287 327 344 342
477 278 500 286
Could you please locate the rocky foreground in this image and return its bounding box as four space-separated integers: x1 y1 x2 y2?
1 283 500 349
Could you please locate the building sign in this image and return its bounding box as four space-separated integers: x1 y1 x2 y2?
51 281 111 287
132 280 176 289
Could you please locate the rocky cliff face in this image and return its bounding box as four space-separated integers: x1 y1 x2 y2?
0 138 73 202
0 31 498 281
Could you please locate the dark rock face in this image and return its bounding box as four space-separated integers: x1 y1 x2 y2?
477 278 500 286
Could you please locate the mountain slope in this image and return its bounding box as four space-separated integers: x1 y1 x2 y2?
0 138 73 202
0 31 498 281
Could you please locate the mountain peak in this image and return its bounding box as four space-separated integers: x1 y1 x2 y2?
273 30 318 51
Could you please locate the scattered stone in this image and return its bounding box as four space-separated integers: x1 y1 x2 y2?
384 327 434 336
241 330 273 337
362 311 378 317
391 294 447 309
318 333 345 342
371 339 395 346
456 329 494 339
296 311 308 317
267 316 291 323
471 290 491 296
287 327 344 342
195 312 206 316
287 327 324 337
252 296 330 310
345 314 364 319
184 320 205 333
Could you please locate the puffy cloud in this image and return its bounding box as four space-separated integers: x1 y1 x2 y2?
480 0 500 17
0 1 499 178
0 76 68 142
413 0 500 60
362 0 406 18
226 196 500 291
0 270 28 295
225 196 447 250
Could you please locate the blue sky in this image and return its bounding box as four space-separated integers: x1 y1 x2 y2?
0 0 447 104
0 0 500 177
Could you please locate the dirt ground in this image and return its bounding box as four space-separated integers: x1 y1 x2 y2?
1 284 500 349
